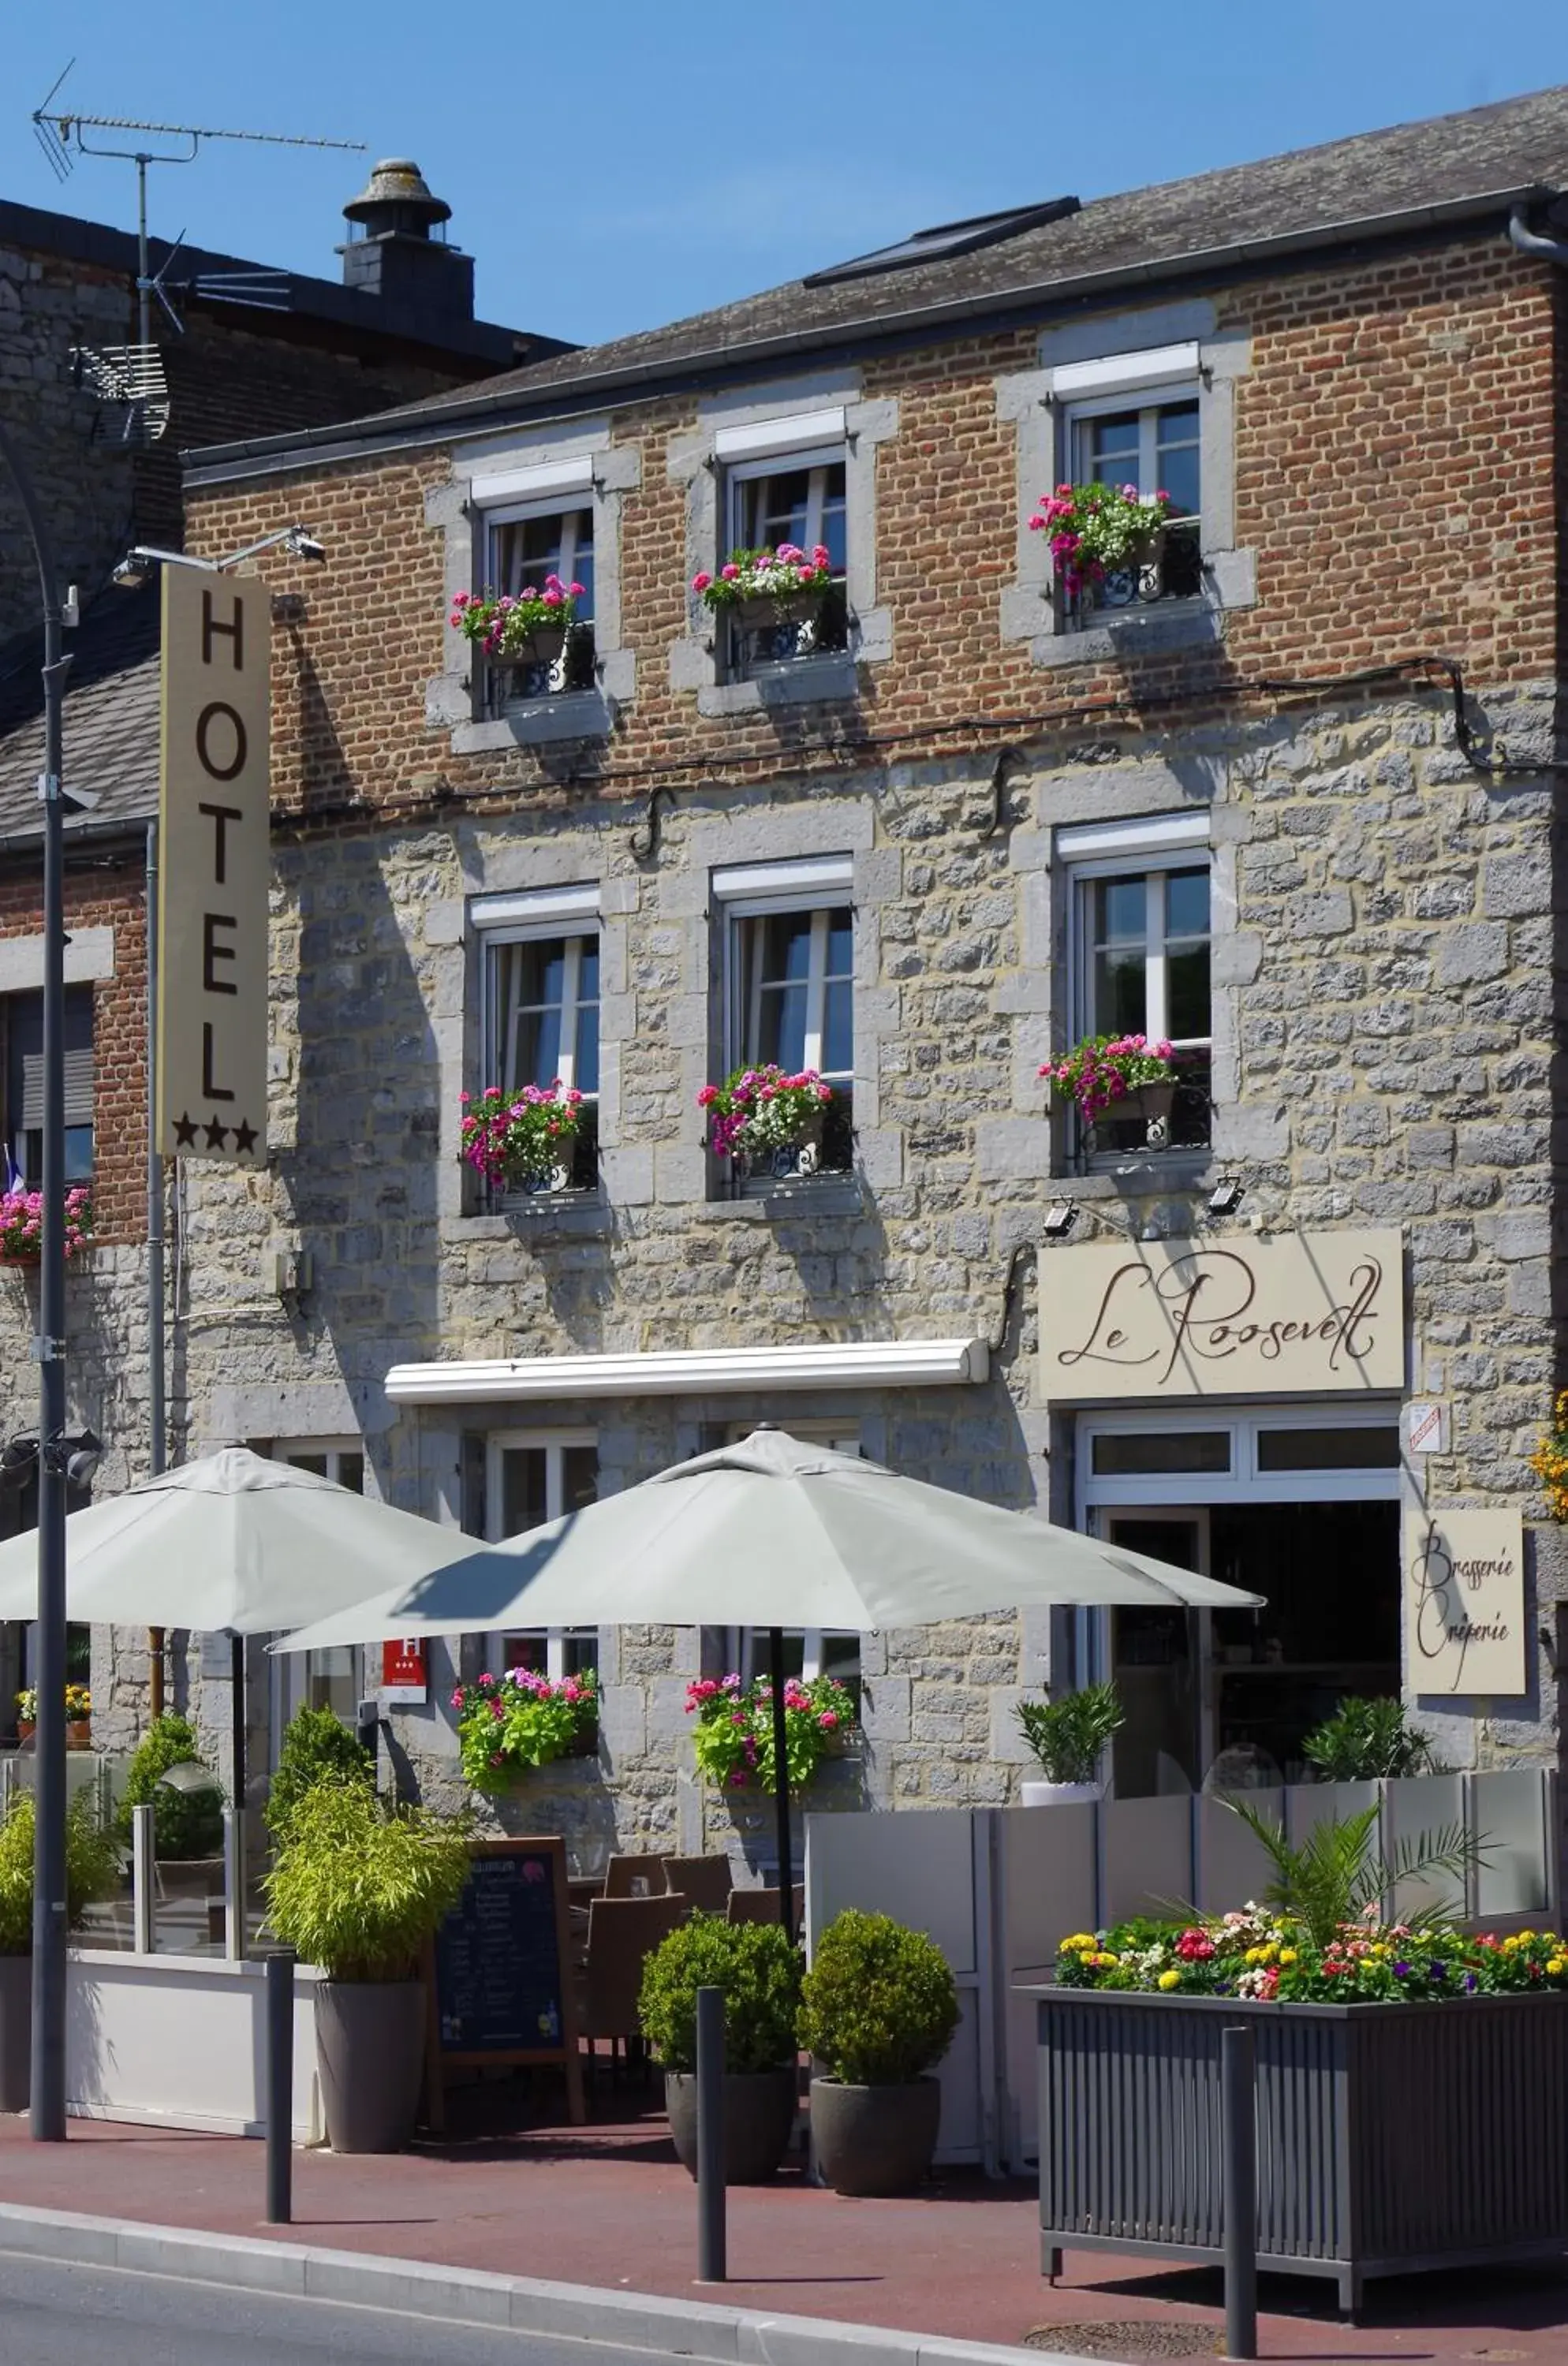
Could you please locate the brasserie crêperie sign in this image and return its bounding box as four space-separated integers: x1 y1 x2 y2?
1043 1230 1403 1401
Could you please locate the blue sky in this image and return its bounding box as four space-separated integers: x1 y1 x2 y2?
3 3 1564 353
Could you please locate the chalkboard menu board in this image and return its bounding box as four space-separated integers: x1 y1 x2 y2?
424 1837 584 2128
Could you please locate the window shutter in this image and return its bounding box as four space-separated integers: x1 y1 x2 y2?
21 1045 94 1130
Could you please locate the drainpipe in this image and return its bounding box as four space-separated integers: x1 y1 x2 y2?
145 822 166 1716
1507 203 1568 267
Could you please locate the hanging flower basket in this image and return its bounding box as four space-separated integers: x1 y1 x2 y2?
1028 482 1174 609
686 1671 857 1794
450 578 586 661
692 544 835 615
0 1185 93 1267
696 1066 834 1174
1040 1036 1177 1129
451 1667 599 1793
460 1083 585 1195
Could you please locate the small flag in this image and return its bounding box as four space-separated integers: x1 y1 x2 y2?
1 1146 20 1194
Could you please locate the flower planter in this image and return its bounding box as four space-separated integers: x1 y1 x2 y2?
810 2074 941 2196
1033 1984 1568 2314
739 1114 824 1185
665 2066 797 2184
14 1722 33 1746
315 1978 427 2152
1088 1080 1176 1153
66 1721 91 1751
1020 1779 1100 1808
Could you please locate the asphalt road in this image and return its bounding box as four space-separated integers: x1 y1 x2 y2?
0 2250 683 2364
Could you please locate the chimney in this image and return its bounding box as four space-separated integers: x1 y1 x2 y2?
338 159 475 326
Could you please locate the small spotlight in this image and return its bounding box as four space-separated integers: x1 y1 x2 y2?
285 528 326 564
64 1430 103 1489
1043 1203 1078 1240
111 553 149 590
1208 1178 1245 1218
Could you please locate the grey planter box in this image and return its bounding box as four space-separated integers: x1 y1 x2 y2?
1034 1986 1568 2313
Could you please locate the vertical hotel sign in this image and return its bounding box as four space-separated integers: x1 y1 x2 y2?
157 565 269 1164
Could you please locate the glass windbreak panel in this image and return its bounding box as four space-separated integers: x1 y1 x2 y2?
1256 1427 1402 1472
307 1648 358 1719
1090 876 1146 1034
488 509 595 620
1155 401 1200 517
1092 1431 1231 1476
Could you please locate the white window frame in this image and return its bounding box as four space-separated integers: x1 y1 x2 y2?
1077 1402 1406 1516
483 496 595 620
1065 383 1202 535
714 856 854 1088
473 885 601 1187
485 1429 599 1678
725 445 847 574
267 1439 368 1752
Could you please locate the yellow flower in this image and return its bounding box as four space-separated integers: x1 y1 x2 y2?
1059 1933 1095 1953
1547 1957 1565 1977
1503 1935 1522 1954
1077 1952 1097 1969
1158 1969 1182 1991
1279 1948 1298 1966
1519 1930 1538 1945
1243 1946 1264 1965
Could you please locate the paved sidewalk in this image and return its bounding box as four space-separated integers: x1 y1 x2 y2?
0 2090 1563 2360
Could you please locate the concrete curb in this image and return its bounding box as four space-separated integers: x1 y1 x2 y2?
0 2200 1084 2366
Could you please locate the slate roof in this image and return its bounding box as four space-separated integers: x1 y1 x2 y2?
186 83 1568 474
0 588 161 846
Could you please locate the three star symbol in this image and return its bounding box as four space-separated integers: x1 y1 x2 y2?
171 1112 259 1157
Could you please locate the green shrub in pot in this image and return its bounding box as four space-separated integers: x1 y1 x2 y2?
114 1714 224 1861
0 1788 121 2110
1014 1681 1123 1798
638 1912 802 2183
265 1704 375 1843
265 1780 471 2152
798 1909 958 2196
1300 1694 1435 1782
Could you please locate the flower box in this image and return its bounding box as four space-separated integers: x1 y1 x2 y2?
1032 1984 1568 2315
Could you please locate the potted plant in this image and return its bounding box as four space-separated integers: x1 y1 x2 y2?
65 1683 91 1749
450 1666 599 1793
0 1786 121 2110
638 1911 802 2182
797 1908 958 2196
450 578 590 680
1028 481 1174 610
686 1670 855 1794
1301 1694 1436 1782
114 1713 225 1884
1014 1680 1122 1805
1039 1034 1178 1144
264 1703 375 1844
696 1066 836 1182
13 1691 35 1745
0 1185 93 1267
265 1778 471 2153
460 1080 586 1196
1529 1390 1568 1518
693 543 836 633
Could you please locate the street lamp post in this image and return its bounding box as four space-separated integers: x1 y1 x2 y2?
0 416 73 2141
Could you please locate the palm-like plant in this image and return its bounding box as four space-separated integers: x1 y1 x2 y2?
1226 1797 1480 1952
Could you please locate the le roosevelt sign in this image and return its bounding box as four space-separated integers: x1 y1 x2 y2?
155 565 270 1166
1040 1229 1404 1402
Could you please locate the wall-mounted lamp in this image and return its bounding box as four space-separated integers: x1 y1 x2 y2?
113 524 327 591
1208 1177 1245 1218
1043 1203 1079 1240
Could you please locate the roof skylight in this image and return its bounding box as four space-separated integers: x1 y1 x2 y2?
803 198 1081 287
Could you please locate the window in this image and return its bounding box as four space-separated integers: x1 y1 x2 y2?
1063 388 1202 619
476 886 600 1194
271 1442 365 1727
487 1433 599 1679
5 986 93 1186
723 1424 861 1689
480 502 595 711
722 447 848 680
715 859 853 1184
1060 819 1211 1161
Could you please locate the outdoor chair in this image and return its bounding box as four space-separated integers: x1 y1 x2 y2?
578 1893 685 2084
663 1855 734 1913
726 1884 805 1926
603 1851 667 1899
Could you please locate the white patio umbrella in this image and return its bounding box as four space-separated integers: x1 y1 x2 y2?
0 1446 487 1801
275 1428 1262 1931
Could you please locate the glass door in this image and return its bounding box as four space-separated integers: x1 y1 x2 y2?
1100 1510 1210 1797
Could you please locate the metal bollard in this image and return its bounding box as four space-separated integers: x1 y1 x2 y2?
1222 2024 1258 2360
131 1803 155 1956
265 1950 294 2224
695 1983 726 2282
223 1807 247 1961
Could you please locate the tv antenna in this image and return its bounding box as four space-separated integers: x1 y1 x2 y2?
32 63 364 440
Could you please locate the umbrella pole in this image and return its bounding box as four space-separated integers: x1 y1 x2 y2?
230 1633 245 1812
767 1628 795 1945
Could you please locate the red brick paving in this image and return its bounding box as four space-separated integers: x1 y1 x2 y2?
0 2088 1563 2360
